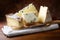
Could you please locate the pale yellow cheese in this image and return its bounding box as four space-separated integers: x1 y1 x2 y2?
15 3 38 17
38 6 48 23
6 15 23 30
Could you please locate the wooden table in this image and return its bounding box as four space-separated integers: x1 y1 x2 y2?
0 22 60 40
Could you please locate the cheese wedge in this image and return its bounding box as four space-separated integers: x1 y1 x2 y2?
6 15 23 30
15 3 38 17
38 6 48 23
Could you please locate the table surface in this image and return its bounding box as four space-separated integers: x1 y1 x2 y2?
0 22 60 40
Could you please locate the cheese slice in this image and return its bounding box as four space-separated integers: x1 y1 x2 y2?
38 6 48 23
15 3 38 17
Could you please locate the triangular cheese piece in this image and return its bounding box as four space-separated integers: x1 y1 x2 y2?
15 3 38 17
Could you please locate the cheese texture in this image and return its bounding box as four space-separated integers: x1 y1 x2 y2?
22 13 37 23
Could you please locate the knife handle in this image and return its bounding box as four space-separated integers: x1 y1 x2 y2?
45 20 60 27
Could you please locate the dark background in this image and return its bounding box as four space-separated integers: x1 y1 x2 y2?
0 0 60 21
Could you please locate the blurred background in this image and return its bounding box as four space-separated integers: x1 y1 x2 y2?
0 0 60 22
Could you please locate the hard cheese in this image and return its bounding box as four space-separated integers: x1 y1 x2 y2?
38 6 48 23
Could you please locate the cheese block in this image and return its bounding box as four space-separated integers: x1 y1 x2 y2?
15 3 38 17
38 6 48 23
6 15 23 30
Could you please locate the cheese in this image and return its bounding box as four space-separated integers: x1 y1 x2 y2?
15 3 38 17
6 3 38 30
6 17 20 28
38 6 48 23
6 15 23 30
6 3 52 30
22 13 37 23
